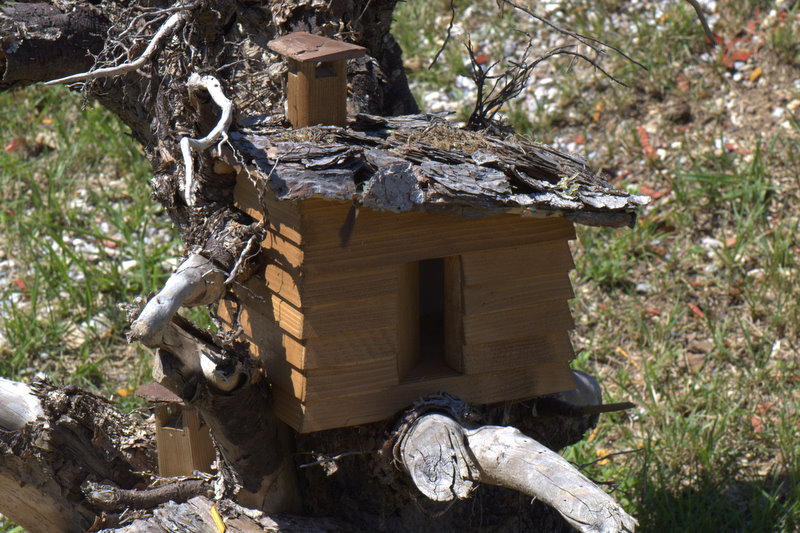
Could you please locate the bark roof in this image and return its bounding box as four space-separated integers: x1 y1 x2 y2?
230 113 649 228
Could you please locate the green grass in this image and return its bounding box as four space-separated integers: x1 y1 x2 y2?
394 0 800 530
0 86 180 397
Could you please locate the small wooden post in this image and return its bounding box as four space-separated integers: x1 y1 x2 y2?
268 32 366 128
136 382 216 477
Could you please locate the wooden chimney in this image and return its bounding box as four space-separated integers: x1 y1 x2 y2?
268 32 366 128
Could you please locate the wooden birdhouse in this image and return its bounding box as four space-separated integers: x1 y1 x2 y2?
220 113 648 434
136 382 216 477
268 32 366 128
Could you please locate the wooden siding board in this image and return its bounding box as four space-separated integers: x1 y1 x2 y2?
461 331 574 374
233 175 304 245
461 272 574 315
297 201 576 273
461 240 575 284
259 262 398 309
462 299 575 345
233 282 396 340
223 300 398 370
266 355 398 403
274 360 576 432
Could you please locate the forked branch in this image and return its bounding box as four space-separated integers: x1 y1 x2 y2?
180 74 235 206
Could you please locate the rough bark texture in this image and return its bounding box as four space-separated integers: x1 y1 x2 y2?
0 378 156 533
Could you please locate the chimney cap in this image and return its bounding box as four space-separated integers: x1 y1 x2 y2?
268 32 367 63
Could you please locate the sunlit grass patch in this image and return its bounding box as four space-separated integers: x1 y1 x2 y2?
0 86 179 398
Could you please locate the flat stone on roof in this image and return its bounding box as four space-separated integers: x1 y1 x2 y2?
268 32 367 63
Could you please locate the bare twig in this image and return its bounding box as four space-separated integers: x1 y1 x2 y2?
429 0 456 69
44 12 185 86
497 0 647 71
224 235 259 284
466 32 631 131
684 0 716 46
180 74 234 206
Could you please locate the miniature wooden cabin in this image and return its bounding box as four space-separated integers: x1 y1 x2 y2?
220 34 647 434
221 184 580 433
268 32 366 128
136 382 216 476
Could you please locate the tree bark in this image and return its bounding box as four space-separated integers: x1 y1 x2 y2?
0 377 156 533
0 3 107 90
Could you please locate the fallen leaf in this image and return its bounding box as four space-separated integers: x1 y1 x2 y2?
4 138 22 152
102 239 118 249
636 126 656 159
756 401 772 415
596 448 611 466
724 142 749 154
573 134 585 145
749 66 763 82
14 278 26 291
639 185 671 200
592 101 605 121
688 339 714 353
750 415 764 433
474 54 490 65
721 49 752 69
688 303 706 319
684 352 705 372
609 170 631 185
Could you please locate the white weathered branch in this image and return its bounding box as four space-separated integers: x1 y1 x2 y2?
398 413 637 533
130 254 243 391
130 254 226 346
44 12 185 86
0 378 43 431
180 74 234 206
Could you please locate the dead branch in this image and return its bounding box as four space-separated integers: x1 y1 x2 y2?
83 479 212 512
44 11 185 86
0 378 156 533
395 412 637 533
130 254 226 347
0 377 43 431
497 0 646 70
180 73 235 206
683 0 716 46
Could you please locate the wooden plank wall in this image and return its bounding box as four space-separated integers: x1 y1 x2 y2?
230 175 579 433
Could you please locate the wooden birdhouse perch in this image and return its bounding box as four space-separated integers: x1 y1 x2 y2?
268 32 366 128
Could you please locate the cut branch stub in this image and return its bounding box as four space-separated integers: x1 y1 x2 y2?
397 413 478 501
